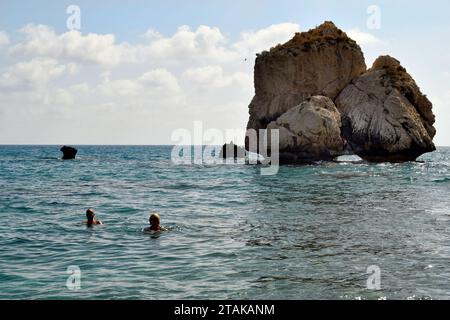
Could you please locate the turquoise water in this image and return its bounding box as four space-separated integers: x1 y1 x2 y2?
1 145 450 300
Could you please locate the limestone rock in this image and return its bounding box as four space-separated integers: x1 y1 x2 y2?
247 21 366 132
244 21 436 163
266 96 345 162
335 55 436 162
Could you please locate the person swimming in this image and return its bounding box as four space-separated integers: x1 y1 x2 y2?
144 213 167 233
84 208 103 226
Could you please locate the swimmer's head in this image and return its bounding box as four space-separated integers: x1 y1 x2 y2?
149 213 161 226
86 208 95 220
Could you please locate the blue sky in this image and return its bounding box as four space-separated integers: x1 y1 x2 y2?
0 0 449 145
2 0 449 37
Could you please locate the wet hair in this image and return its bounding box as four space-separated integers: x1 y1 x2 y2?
150 213 161 225
86 208 95 220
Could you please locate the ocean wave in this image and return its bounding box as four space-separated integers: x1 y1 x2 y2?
432 177 450 183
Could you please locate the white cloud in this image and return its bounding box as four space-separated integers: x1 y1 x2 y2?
0 58 77 90
97 68 181 98
182 65 251 88
0 31 10 46
346 28 385 46
138 69 180 91
52 88 75 105
6 24 388 70
142 28 163 40
0 22 303 144
8 22 305 70
68 83 89 94
10 24 241 67
142 25 238 62
233 23 300 56
10 24 136 66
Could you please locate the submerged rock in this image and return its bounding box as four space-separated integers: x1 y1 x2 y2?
60 146 78 160
266 96 345 162
335 56 436 162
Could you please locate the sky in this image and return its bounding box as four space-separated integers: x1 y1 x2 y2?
0 0 449 145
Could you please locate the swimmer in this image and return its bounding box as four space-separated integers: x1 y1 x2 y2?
144 213 167 233
84 208 103 226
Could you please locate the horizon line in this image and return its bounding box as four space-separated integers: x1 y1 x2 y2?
0 144 449 148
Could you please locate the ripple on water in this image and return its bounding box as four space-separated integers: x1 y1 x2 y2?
1 146 450 299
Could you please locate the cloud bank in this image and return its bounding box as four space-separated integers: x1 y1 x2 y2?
0 22 391 145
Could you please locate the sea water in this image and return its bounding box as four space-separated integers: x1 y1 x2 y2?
0 145 450 300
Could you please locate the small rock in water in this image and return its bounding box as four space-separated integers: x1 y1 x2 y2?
60 146 78 160
220 142 246 159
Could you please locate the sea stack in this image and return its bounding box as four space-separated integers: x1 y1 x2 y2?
247 21 366 134
245 21 436 163
60 146 78 160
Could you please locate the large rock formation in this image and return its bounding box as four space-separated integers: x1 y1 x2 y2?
245 21 436 163
335 56 436 162
266 96 345 162
247 21 366 132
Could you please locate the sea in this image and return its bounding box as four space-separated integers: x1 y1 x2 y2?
0 145 450 300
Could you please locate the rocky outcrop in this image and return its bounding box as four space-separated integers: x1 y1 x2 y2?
60 146 77 160
245 21 436 163
265 96 345 162
335 56 436 162
247 21 366 132
219 142 246 159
